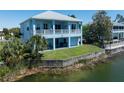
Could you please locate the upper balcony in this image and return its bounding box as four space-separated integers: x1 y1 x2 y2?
112 25 124 33
35 29 82 38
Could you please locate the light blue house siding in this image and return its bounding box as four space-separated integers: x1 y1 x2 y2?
20 11 83 50
47 39 53 49
70 37 81 46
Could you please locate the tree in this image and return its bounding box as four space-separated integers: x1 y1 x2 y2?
9 27 21 38
3 28 9 35
24 35 48 68
114 14 124 23
91 10 112 47
68 14 76 18
0 37 24 67
83 24 93 43
3 28 11 40
0 35 48 69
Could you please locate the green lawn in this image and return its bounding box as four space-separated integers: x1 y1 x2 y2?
43 44 102 60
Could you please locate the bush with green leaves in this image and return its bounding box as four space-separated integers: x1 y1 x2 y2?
0 35 48 68
0 37 25 67
0 66 10 81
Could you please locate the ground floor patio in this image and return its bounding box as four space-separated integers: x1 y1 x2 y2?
46 36 82 50
112 32 124 40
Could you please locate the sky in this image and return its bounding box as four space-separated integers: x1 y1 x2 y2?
1 10 124 28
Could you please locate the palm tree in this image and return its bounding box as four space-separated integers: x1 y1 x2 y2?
24 35 47 68
27 35 47 53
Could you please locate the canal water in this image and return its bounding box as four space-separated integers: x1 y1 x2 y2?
18 53 124 82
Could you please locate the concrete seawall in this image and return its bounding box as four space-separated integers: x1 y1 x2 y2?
41 50 105 67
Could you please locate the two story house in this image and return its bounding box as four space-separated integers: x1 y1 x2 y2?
20 11 83 50
112 22 124 40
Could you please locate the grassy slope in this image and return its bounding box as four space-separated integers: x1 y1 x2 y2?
43 44 102 60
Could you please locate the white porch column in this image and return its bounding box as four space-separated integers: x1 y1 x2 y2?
81 36 82 45
68 22 71 34
32 20 36 50
53 38 55 50
32 20 36 35
68 37 71 48
81 24 83 45
52 20 55 34
118 33 120 40
68 22 71 48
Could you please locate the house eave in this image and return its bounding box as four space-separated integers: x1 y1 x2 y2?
32 17 82 22
20 18 32 25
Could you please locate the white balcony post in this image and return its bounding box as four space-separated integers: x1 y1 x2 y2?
68 22 71 34
32 20 36 50
81 24 83 45
52 20 55 34
32 20 36 35
68 37 71 48
118 33 120 40
68 22 71 48
53 38 55 50
123 32 124 38
33 24 36 35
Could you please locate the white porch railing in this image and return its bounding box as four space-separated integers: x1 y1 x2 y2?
105 40 124 50
55 29 69 34
36 29 81 35
112 29 124 31
70 29 81 34
36 29 53 34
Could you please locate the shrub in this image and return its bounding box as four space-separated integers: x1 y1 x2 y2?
0 66 10 81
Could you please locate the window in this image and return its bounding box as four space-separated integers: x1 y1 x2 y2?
119 26 122 29
36 27 40 30
71 24 76 29
55 24 61 29
113 26 118 30
27 27 29 31
79 24 81 29
120 26 124 30
43 24 48 29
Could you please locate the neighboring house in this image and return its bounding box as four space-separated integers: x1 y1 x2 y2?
20 11 83 50
0 28 4 40
112 22 124 40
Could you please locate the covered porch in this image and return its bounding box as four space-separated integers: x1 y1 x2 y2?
33 19 82 35
112 32 124 40
46 36 82 50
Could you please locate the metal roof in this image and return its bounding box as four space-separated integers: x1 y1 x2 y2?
31 11 81 22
